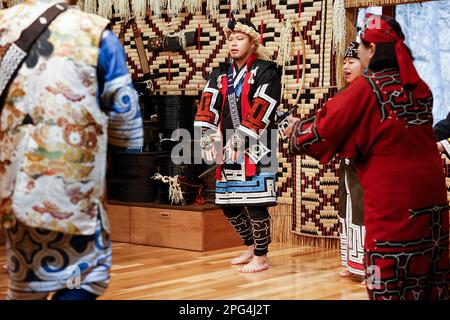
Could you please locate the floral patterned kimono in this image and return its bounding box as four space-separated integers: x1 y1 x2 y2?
0 1 143 299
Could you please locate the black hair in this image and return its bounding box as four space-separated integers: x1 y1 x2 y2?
361 15 414 72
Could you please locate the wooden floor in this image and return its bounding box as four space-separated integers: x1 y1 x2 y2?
0 242 368 300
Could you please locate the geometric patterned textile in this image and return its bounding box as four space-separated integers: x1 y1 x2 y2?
110 0 340 239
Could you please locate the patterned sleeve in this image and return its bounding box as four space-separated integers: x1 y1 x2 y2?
289 77 374 163
194 70 223 131
237 67 281 140
97 29 144 149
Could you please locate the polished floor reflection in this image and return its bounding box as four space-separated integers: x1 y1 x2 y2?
0 242 368 300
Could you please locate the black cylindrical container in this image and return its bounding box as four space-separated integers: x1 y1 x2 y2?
114 177 158 203
138 95 156 121
109 151 160 203
153 95 197 132
143 120 159 152
112 151 159 178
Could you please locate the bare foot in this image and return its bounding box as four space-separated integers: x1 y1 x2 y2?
231 247 254 265
2 264 7 271
338 268 352 277
240 255 269 273
360 279 366 286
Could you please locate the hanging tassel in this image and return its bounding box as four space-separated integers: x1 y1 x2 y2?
206 0 219 18
166 0 184 18
255 0 266 10
98 0 113 18
185 0 202 15
230 0 237 13
82 0 97 14
246 0 255 11
230 0 243 13
332 0 346 55
276 19 293 68
276 18 293 105
113 0 131 19
8 0 24 7
148 0 163 18
111 0 117 11
132 0 148 19
77 0 84 11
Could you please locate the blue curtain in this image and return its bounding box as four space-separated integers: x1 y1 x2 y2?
396 1 450 123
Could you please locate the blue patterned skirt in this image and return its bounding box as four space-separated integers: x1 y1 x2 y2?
4 215 111 300
215 165 277 207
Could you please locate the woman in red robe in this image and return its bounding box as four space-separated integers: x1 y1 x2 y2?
284 14 449 300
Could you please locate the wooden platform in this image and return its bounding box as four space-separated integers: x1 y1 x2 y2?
107 201 242 251
0 242 368 300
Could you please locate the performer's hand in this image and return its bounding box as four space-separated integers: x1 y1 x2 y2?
224 139 242 162
437 142 444 154
282 115 301 138
224 133 245 163
200 136 217 163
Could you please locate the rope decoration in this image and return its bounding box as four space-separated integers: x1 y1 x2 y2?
293 18 307 107
277 17 307 109
151 173 206 205
152 173 184 204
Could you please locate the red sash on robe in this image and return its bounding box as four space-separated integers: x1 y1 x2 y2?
215 54 257 179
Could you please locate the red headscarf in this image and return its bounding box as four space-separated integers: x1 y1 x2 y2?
360 14 420 89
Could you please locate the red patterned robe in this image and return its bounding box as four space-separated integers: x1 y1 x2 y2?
289 68 449 300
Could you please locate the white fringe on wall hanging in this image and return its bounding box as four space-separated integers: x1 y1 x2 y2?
276 18 293 102
83 0 98 14
7 0 23 6
206 0 219 18
98 0 113 18
185 0 203 15
1 0 275 19
149 0 163 17
132 0 148 19
332 0 346 55
166 0 185 17
230 0 243 12
114 0 132 19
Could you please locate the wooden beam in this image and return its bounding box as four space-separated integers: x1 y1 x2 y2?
382 5 396 18
345 0 431 8
336 8 359 89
